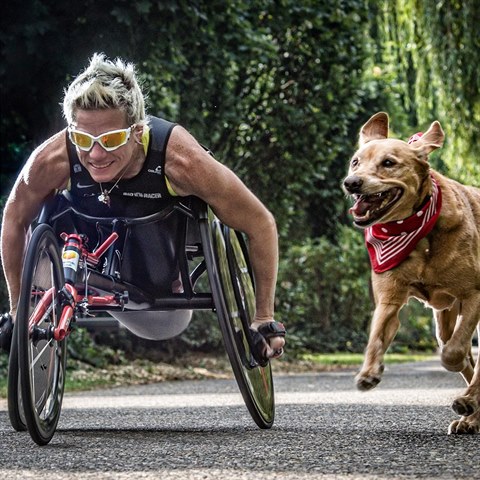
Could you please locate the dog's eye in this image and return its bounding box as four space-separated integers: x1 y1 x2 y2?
351 158 359 168
382 158 396 168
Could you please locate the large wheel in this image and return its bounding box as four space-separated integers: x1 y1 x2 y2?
7 323 27 431
201 208 275 429
17 224 67 445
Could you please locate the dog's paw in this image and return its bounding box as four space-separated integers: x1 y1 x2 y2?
452 395 479 417
448 416 480 435
356 364 384 391
355 373 382 391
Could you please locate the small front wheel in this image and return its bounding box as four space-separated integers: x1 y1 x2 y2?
17 224 67 445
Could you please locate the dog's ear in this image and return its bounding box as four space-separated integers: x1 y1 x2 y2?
412 121 445 155
359 112 389 146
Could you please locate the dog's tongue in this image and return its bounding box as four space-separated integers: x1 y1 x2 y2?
350 197 372 216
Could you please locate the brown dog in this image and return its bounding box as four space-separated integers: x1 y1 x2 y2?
343 112 480 434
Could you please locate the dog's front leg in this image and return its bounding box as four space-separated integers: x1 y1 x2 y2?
356 301 403 391
449 342 480 434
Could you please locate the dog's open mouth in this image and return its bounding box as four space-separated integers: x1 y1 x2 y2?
350 187 403 226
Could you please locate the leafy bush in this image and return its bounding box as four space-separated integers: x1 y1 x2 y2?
392 299 438 353
277 225 372 353
67 326 127 369
1 0 460 362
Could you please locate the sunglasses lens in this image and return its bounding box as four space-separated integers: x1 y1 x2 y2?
100 131 128 149
70 131 93 150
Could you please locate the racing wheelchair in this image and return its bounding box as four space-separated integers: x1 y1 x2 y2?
7 192 279 445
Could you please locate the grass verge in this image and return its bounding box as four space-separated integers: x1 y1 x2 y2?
298 352 438 366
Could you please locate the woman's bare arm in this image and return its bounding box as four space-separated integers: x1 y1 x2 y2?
165 126 279 324
1 132 70 315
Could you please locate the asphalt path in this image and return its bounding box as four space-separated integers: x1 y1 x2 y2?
0 357 478 479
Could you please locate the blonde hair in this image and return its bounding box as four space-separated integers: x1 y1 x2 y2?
63 53 146 126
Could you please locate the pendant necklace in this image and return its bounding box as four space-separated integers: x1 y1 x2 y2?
98 165 130 207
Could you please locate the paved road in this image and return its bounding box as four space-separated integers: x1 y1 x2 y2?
0 358 478 479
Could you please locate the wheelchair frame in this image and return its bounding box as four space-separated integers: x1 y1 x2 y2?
7 194 275 445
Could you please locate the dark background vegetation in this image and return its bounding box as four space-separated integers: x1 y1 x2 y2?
1 0 478 362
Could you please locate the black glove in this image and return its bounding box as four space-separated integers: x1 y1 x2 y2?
0 313 14 353
250 321 286 367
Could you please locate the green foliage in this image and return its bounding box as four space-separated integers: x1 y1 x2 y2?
1 0 375 243
277 226 372 353
179 311 224 352
0 351 7 396
0 196 9 312
373 0 480 185
1 0 476 359
393 299 438 353
67 326 126 369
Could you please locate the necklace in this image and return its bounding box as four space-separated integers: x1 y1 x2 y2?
98 166 130 207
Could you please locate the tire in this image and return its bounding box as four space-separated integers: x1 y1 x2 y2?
17 224 67 445
201 208 275 429
7 323 27 431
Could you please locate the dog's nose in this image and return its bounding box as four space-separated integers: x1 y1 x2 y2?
343 176 363 193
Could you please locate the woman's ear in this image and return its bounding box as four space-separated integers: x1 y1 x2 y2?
134 125 144 145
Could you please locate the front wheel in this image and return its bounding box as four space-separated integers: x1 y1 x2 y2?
17 224 67 445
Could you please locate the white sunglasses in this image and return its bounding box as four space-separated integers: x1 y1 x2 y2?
68 125 135 152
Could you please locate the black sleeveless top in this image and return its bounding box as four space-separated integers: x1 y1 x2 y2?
67 116 177 217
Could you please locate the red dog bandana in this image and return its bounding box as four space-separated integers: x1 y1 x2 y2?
365 176 442 273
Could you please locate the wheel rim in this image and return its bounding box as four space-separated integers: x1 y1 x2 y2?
223 227 275 423
209 217 274 427
18 225 66 445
